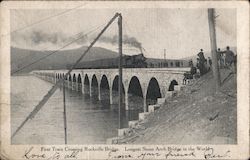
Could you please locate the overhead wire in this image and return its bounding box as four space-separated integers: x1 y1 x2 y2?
3 3 86 37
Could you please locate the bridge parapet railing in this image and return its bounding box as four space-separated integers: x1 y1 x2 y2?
32 68 190 76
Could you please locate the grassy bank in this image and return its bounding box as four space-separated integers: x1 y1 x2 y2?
118 68 237 144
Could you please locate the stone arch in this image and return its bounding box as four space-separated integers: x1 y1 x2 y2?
168 79 178 91
83 74 90 94
111 75 125 107
146 77 162 111
100 75 110 102
127 76 144 111
91 74 98 98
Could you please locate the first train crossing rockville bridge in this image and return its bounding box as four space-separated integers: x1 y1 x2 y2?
32 67 189 112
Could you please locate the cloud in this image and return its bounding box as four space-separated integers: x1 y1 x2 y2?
11 30 89 50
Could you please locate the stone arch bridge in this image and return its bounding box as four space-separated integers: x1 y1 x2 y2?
32 68 189 112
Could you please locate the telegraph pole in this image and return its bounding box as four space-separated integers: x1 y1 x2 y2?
63 79 67 144
208 8 221 91
118 13 123 129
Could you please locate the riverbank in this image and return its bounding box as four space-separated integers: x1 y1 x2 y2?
118 68 237 144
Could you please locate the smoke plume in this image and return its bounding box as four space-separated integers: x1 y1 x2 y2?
11 29 141 51
99 35 142 49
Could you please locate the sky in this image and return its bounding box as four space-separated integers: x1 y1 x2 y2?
11 8 236 59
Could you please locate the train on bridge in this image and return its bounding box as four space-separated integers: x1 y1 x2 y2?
76 53 190 69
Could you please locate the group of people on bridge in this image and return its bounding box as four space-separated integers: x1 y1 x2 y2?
183 46 236 85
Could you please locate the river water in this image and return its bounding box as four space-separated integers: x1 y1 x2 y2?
11 75 140 144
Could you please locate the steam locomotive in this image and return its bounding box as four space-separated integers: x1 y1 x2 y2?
77 54 147 69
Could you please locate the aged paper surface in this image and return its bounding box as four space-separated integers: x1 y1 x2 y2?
0 1 249 160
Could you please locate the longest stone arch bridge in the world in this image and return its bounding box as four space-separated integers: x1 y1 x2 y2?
32 68 189 112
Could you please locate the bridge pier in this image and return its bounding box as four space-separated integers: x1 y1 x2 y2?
54 74 57 84
98 83 101 100
142 86 147 112
89 81 92 97
125 91 129 110
143 97 147 112
109 89 113 104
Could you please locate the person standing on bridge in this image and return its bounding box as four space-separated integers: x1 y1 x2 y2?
224 46 235 66
221 46 236 73
197 49 207 76
217 48 223 68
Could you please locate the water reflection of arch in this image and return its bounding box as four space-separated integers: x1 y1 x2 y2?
65 73 68 80
111 75 125 108
146 77 162 111
91 74 98 98
127 76 144 111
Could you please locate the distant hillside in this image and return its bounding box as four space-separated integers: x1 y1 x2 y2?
11 46 119 74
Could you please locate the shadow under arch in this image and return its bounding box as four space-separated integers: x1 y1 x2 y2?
100 75 110 102
77 74 82 92
83 74 90 94
91 74 98 98
128 76 143 111
72 74 77 90
146 77 162 111
168 79 178 91
111 75 125 108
